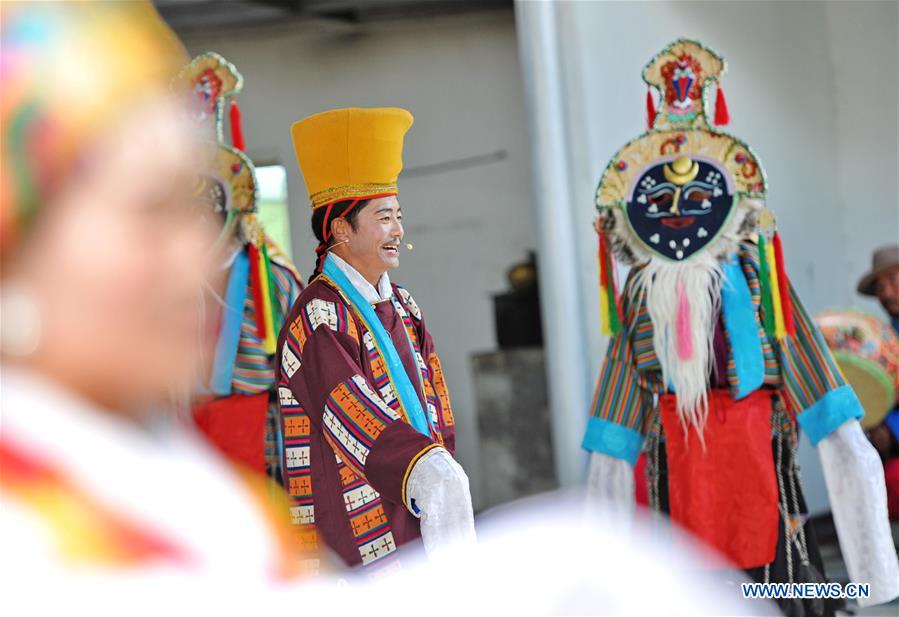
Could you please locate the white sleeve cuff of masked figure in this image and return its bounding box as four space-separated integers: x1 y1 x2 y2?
586 451 636 520
818 419 899 606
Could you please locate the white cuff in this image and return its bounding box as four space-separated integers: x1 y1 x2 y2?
404 446 445 515
818 420 899 606
405 448 476 559
585 451 636 520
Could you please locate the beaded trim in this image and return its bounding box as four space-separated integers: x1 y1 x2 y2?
310 183 398 210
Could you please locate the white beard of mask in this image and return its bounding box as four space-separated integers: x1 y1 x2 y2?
602 198 764 436
634 253 722 436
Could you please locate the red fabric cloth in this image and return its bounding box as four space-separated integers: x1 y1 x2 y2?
193 393 269 473
884 456 899 521
660 389 779 568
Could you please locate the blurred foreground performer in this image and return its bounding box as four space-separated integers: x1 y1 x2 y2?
176 53 302 484
279 108 474 570
4 491 776 616
0 1 300 577
582 39 899 611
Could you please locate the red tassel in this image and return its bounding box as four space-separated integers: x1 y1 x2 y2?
646 89 657 130
598 232 610 289
609 250 623 320
598 231 623 334
229 100 245 151
606 237 623 320
714 85 730 126
772 233 796 337
247 243 267 339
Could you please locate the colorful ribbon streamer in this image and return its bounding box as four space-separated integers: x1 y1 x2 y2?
598 230 623 336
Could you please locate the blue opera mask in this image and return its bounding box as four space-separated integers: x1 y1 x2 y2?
626 155 735 261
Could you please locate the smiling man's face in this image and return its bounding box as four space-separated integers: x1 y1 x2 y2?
334 195 404 285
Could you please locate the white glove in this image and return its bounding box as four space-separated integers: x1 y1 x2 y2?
405 447 476 560
817 419 899 606
585 451 636 522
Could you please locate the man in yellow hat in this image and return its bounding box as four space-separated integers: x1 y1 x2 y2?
277 107 474 570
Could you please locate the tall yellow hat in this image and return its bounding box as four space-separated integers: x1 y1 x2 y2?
291 107 413 210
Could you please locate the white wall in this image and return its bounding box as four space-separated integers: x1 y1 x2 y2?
824 1 899 313
180 10 537 509
542 0 898 512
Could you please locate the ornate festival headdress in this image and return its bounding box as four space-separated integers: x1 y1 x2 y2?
596 39 794 428
176 52 298 358
175 53 259 232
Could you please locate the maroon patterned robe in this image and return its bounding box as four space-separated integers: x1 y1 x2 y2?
277 277 455 571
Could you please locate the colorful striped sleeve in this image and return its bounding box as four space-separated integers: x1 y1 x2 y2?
582 274 660 465
775 282 864 446
273 261 303 314
582 332 658 465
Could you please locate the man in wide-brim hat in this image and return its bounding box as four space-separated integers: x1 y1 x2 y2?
858 244 899 334
858 244 899 520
